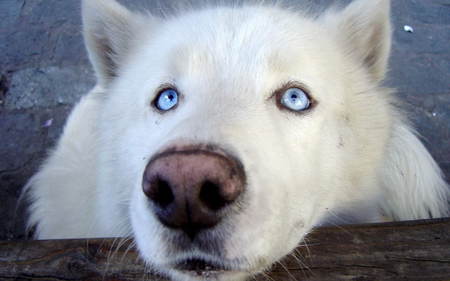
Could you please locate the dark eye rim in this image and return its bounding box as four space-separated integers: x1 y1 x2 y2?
152 84 180 113
271 81 316 114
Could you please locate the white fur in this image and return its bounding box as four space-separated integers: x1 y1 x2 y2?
24 0 449 280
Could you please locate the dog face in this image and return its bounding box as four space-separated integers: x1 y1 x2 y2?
83 0 392 280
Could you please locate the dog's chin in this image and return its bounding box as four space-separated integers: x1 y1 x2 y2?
160 256 256 281
168 269 250 281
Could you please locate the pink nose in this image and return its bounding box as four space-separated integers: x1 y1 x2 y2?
142 146 246 239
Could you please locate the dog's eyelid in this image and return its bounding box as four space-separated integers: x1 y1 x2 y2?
268 81 310 99
154 83 178 95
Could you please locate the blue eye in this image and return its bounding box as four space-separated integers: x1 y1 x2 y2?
155 89 178 111
280 88 311 112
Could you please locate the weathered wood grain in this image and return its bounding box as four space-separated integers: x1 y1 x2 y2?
1 218 449 281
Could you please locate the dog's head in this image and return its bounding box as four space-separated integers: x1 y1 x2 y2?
83 0 392 280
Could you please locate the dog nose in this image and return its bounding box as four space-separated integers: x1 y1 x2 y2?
142 147 245 239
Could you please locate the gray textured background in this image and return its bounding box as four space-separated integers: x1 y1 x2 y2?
1 0 449 240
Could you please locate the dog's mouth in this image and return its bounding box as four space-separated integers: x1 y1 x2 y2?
173 258 236 277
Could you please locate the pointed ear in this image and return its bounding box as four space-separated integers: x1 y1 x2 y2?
82 0 151 86
324 0 391 82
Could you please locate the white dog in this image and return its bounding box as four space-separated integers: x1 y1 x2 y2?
25 0 449 280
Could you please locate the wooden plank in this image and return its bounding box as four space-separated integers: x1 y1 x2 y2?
0 218 449 281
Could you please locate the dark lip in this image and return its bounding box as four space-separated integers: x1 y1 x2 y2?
174 258 231 272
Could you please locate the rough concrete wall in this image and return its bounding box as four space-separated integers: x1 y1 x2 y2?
1 0 449 240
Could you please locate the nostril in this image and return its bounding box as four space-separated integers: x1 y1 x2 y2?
199 180 228 211
145 177 174 208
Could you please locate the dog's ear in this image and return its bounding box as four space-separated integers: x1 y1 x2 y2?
324 0 391 82
82 0 155 86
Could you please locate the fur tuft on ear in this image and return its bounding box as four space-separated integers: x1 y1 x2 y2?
380 120 450 220
323 0 391 82
82 0 152 86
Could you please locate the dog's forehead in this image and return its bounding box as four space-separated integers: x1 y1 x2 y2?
153 7 330 87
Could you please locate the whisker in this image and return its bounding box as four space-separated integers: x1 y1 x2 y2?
119 237 137 264
290 250 312 279
324 210 353 235
277 260 298 281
